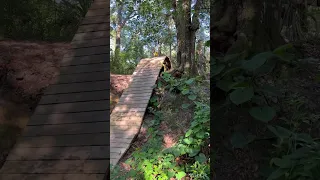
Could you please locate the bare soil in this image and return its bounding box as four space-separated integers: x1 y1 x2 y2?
110 74 131 113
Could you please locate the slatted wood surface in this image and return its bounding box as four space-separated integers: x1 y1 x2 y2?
110 56 168 165
0 0 110 179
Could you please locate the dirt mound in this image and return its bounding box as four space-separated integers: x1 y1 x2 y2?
0 40 70 105
110 74 131 95
110 74 132 113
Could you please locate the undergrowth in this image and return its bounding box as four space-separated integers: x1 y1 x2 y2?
212 43 320 180
111 73 210 180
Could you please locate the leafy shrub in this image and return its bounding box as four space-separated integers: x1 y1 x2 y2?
121 74 210 179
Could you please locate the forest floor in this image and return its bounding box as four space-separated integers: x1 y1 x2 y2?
212 40 320 180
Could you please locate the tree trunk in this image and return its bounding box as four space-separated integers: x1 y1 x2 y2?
211 0 285 56
169 43 172 60
172 0 201 76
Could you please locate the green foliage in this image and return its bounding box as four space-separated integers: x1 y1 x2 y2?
267 126 320 180
212 44 297 125
123 73 209 179
3 0 92 41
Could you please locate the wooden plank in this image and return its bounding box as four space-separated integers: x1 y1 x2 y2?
81 16 109 25
77 24 108 33
23 122 109 136
6 146 109 160
113 104 148 112
121 91 153 98
117 98 149 105
57 71 109 84
60 54 108 66
34 100 109 114
45 81 108 94
15 133 109 148
110 132 136 140
71 38 109 48
86 9 108 17
0 174 105 180
120 92 153 98
89 2 108 10
110 116 144 126
111 107 145 113
59 63 108 74
64 45 108 57
29 111 109 125
0 160 108 174
39 90 109 105
72 31 108 41
124 86 154 93
111 111 145 118
128 82 156 89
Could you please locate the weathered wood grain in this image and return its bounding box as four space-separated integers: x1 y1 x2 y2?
23 122 109 136
6 146 109 160
29 110 109 125
60 54 108 66
39 90 109 104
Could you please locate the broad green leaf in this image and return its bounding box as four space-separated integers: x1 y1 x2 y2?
249 106 276 122
296 133 313 144
223 53 242 63
188 148 200 157
195 153 207 163
221 67 242 78
216 80 235 92
181 103 191 109
188 94 197 101
273 44 293 55
255 58 277 75
176 171 186 180
230 81 250 89
196 131 205 138
212 64 225 76
185 78 195 85
267 168 287 180
181 89 190 95
229 87 254 105
242 52 274 71
267 125 292 139
185 129 192 137
183 138 193 145
270 157 293 168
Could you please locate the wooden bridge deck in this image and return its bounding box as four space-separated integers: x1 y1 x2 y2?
110 56 168 165
0 0 110 179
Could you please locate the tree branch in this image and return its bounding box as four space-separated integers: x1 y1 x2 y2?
191 0 202 31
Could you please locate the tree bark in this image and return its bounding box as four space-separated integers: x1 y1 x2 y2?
211 0 286 56
172 0 201 76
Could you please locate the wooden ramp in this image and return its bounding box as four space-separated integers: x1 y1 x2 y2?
110 56 169 165
0 0 110 179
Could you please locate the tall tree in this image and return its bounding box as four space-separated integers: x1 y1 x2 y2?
211 0 312 56
112 0 138 65
171 0 203 75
